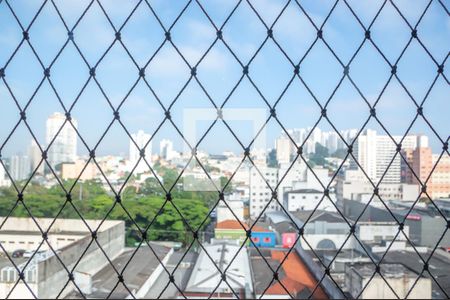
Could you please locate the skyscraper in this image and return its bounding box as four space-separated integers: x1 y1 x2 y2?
275 135 292 165
29 139 44 175
129 130 152 173
354 130 422 183
159 139 174 161
46 112 78 168
0 162 7 187
10 154 31 181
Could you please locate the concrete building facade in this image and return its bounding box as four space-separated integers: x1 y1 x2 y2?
129 130 152 173
46 112 78 168
249 166 278 219
402 146 450 199
0 218 125 299
353 130 423 183
345 263 431 299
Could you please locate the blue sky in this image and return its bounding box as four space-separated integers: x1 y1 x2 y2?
0 0 448 157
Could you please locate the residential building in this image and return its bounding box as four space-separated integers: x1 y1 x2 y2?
336 169 419 201
9 154 30 181
214 220 248 243
284 189 336 212
275 135 293 164
402 146 450 199
249 166 278 219
345 263 431 299
28 140 44 175
159 139 175 161
0 164 7 187
129 130 152 173
61 159 99 181
353 130 424 183
216 194 244 223
46 112 78 168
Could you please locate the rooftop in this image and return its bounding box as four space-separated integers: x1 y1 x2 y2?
215 219 248 230
382 249 450 297
184 241 253 295
68 243 172 299
292 210 346 225
350 263 418 278
250 248 327 299
215 220 269 232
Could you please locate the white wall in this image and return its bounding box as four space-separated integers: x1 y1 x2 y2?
250 167 278 219
358 223 409 243
217 200 244 223
360 277 431 299
286 192 336 212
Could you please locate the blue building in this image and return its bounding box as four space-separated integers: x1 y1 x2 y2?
250 230 277 248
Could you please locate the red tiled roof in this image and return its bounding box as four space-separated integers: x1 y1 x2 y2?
215 221 272 233
215 219 248 230
265 251 328 299
266 277 305 295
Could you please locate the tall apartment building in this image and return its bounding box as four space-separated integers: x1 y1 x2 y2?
275 135 292 165
0 164 6 187
402 145 450 199
249 166 278 219
159 139 174 161
277 128 358 164
10 154 31 181
353 130 423 183
46 112 78 168
28 140 44 175
129 130 152 173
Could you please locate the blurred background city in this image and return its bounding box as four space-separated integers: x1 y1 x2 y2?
0 0 448 299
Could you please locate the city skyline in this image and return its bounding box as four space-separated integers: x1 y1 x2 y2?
0 110 445 159
0 1 448 156
0 1 448 299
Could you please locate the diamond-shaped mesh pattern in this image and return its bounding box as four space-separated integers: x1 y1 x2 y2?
0 0 449 299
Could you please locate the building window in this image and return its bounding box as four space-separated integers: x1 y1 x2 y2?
252 237 260 243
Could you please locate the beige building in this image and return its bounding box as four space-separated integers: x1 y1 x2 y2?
402 147 450 199
336 169 419 201
346 263 432 299
61 159 98 180
275 135 293 164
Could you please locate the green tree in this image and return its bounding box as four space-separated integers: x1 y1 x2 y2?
331 148 347 159
309 143 329 166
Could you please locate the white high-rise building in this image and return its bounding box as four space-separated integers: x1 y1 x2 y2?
29 140 44 175
129 130 152 173
46 112 78 168
0 162 7 187
354 130 422 183
10 154 31 181
275 135 292 165
249 166 278 219
325 131 339 153
159 139 174 161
